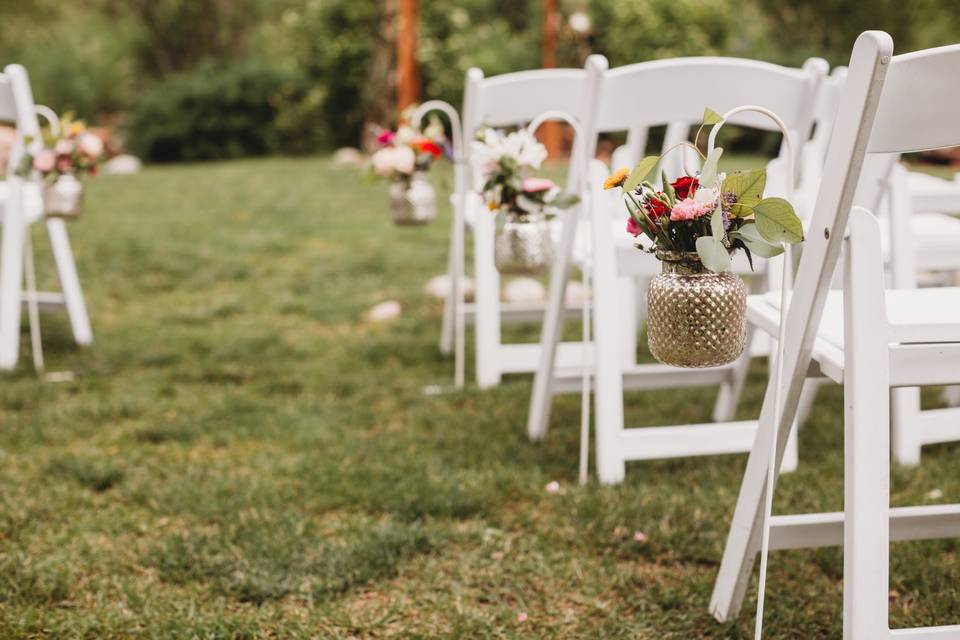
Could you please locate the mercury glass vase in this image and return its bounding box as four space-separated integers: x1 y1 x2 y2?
646 250 747 368
494 212 553 276
389 171 436 226
43 174 85 219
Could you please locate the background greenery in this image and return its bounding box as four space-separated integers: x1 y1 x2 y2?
4 0 960 161
1 156 958 637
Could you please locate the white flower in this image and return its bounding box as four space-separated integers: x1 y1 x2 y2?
393 145 415 174
78 133 104 158
371 146 414 177
54 139 75 155
394 124 416 146
504 129 548 169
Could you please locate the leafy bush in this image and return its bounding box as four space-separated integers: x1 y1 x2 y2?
590 0 740 66
0 6 136 119
126 60 318 162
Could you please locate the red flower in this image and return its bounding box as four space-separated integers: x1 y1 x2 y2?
413 139 442 158
645 196 669 221
670 176 698 199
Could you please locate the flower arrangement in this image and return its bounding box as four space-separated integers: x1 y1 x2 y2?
603 109 804 272
16 116 104 181
370 115 446 181
473 128 579 216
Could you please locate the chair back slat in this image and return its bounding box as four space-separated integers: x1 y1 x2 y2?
868 44 960 154
770 31 894 440
463 67 590 133
594 57 825 136
0 75 16 123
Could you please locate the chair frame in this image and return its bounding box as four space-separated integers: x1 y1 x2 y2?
0 64 92 370
710 32 960 638
528 55 828 484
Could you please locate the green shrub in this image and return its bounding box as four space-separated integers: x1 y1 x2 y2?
0 7 136 119
126 60 317 162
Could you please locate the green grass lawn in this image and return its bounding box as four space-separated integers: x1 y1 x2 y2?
1 156 958 638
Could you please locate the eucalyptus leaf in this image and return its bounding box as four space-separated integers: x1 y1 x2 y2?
753 197 804 244
721 169 766 208
515 194 541 214
710 202 725 239
550 193 580 209
730 224 785 258
696 236 731 273
699 147 724 189
624 155 660 191
662 169 676 205
702 107 723 125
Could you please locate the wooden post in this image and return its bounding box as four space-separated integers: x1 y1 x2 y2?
540 0 562 158
396 0 421 116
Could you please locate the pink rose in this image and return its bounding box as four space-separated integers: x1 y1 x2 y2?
626 216 644 237
522 177 556 193
669 197 713 221
32 149 56 173
376 130 395 146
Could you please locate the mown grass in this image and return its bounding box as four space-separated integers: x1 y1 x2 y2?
0 155 958 638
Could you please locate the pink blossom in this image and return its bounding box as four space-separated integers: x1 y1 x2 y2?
54 139 74 156
376 130 395 146
522 177 556 193
517 612 528 623
544 481 560 494
32 149 56 173
626 217 644 237
633 530 649 544
669 197 713 221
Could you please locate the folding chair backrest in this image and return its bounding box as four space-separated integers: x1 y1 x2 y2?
462 59 605 191
773 32 960 438
589 57 827 175
0 65 42 176
0 75 16 125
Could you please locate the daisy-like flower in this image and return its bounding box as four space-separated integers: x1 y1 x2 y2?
603 167 630 190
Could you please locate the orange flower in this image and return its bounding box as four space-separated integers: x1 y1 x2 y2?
487 201 498 211
603 167 630 190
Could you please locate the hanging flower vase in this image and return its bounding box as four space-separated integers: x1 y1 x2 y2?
646 250 747 368
494 212 553 276
390 171 436 226
43 174 85 219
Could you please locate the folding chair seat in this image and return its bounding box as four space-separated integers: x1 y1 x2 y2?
711 31 960 639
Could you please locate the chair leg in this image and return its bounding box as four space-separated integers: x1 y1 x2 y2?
527 206 578 441
842 210 891 640
45 218 92 346
618 276 638 368
891 387 922 466
0 183 26 370
709 365 806 621
473 212 501 388
439 209 459 355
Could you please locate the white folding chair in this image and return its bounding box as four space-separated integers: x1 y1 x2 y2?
710 31 960 638
528 56 828 484
788 64 960 466
450 60 622 388
0 64 92 370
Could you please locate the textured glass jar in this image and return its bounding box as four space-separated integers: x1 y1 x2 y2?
389 171 436 226
43 174 85 219
646 250 747 368
494 211 553 276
